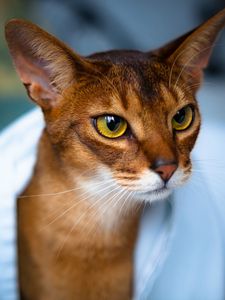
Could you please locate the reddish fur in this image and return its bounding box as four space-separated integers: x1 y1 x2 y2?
5 8 225 299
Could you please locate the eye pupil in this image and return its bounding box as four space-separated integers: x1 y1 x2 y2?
174 109 186 124
106 116 120 131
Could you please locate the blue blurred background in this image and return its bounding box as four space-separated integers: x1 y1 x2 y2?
0 0 225 131
0 2 225 299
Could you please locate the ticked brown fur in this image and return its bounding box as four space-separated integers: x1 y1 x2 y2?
5 8 225 300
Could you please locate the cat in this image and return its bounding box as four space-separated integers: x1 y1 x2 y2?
5 8 225 300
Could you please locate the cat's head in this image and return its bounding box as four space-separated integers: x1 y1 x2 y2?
5 9 225 203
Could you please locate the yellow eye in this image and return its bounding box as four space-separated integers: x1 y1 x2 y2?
95 115 128 138
172 106 194 131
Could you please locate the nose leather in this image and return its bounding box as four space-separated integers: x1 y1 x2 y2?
152 160 177 182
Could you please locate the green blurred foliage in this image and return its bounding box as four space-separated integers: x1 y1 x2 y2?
0 0 31 95
0 0 35 130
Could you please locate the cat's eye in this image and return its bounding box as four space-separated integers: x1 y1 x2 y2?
95 115 128 138
172 105 194 131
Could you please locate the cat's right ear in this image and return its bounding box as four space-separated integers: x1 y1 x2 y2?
5 19 93 109
152 9 225 86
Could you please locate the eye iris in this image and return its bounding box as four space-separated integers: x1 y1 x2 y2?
96 115 127 138
172 106 193 131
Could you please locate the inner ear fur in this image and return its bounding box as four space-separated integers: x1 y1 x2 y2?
5 19 95 109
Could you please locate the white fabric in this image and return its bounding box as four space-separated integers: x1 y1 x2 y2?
0 109 43 300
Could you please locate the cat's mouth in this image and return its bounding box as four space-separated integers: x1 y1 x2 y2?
133 186 172 202
142 187 169 194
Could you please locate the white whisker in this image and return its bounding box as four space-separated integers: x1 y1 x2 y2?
41 181 119 230
55 185 122 257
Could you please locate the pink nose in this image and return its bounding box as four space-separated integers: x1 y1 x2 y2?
153 160 177 182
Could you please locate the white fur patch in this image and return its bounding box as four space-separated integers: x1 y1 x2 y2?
126 167 190 203
78 167 132 230
76 165 190 230
131 169 170 203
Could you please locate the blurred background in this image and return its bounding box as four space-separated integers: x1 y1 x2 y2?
0 0 225 131
0 2 225 299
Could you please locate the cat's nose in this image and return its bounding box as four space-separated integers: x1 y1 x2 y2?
152 159 177 182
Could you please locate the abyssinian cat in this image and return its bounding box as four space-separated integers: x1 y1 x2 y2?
5 8 225 300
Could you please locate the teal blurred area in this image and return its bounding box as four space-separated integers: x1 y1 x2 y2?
0 0 35 131
0 96 34 132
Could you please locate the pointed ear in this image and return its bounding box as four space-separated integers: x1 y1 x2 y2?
151 29 196 59
153 8 225 85
5 19 93 109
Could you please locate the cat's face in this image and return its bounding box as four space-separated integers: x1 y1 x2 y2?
46 53 200 203
5 10 225 203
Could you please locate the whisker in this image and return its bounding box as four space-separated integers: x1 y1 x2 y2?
192 168 225 174
132 199 144 216
18 187 84 199
82 188 125 239
37 177 118 223
19 174 117 199
192 170 225 187
173 42 221 89
118 190 134 217
180 81 217 93
111 188 129 209
55 185 122 257
85 188 128 237
169 40 225 90
40 181 119 230
168 46 189 89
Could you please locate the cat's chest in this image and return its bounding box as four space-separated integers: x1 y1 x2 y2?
23 193 139 259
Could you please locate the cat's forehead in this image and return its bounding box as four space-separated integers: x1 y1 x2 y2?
88 49 171 99
89 50 188 107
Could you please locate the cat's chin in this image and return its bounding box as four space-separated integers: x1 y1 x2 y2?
133 187 172 203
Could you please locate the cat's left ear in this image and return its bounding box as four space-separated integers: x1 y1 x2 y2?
5 19 95 109
155 8 225 85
